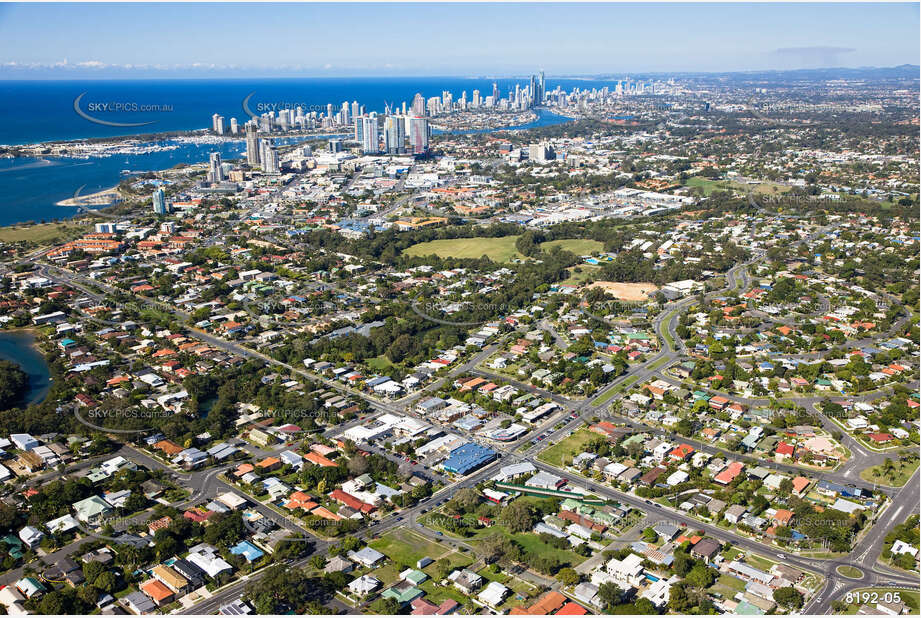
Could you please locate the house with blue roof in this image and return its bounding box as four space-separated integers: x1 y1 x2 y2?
230 540 264 563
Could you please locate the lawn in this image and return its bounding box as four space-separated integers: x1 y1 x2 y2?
367 354 397 372
539 239 604 255
560 264 601 286
403 235 523 263
684 176 791 198
711 573 747 598
421 514 587 569
859 458 920 487
661 309 679 350
591 374 639 406
0 220 91 243
836 565 863 579
369 529 462 568
537 428 597 467
743 552 777 572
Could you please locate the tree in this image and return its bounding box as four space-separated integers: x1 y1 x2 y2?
773 586 804 609
556 567 580 586
371 597 401 614
0 360 28 410
597 582 624 611
93 570 118 594
685 564 715 590
499 500 536 533
347 455 369 476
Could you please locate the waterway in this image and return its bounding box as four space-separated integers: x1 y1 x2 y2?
0 330 51 407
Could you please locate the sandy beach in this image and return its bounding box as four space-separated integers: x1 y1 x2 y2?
56 186 122 207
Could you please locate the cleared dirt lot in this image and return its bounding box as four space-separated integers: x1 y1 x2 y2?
586 281 659 301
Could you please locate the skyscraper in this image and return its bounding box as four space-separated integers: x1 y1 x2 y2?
245 122 260 166
361 114 379 154
408 116 429 155
209 152 224 183
384 115 405 154
212 113 225 134
229 117 239 134
351 101 360 120
262 140 279 174
341 101 351 126
152 188 169 215
538 71 546 104
354 116 364 143
411 93 426 117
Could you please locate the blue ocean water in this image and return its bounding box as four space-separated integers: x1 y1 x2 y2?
0 77 606 226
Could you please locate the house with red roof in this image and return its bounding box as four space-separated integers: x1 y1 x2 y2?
329 489 376 514
775 441 795 459
713 462 744 485
669 444 695 461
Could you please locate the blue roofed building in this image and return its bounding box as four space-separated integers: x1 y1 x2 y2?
230 541 264 563
441 443 498 475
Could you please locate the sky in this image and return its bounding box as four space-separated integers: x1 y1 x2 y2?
0 2 918 78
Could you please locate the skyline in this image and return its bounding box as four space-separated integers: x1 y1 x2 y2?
0 2 918 79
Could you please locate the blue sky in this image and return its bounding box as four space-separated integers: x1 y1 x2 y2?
0 2 917 78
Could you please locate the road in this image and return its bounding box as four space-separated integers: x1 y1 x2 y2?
20 224 918 614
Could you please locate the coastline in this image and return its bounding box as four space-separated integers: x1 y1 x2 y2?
0 328 52 407
55 186 123 207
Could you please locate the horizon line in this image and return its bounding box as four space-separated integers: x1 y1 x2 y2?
0 63 918 82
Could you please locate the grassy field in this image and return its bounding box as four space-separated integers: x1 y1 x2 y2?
539 239 604 255
403 235 523 262
368 528 467 569
684 176 791 198
859 458 920 487
560 264 601 286
421 509 587 569
711 573 747 598
0 220 91 243
367 354 398 372
537 428 597 467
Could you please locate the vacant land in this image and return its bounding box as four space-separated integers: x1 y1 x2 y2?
403 235 523 262
859 457 919 487
560 264 600 285
369 528 469 569
540 239 604 255
685 176 792 197
587 281 659 301
0 220 91 243
537 428 597 467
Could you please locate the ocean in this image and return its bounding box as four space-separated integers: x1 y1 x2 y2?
0 76 610 226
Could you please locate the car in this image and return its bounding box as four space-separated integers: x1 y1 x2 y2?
436 532 443 536
395 516 403 521
776 553 786 560
645 500 652 504
420 508 427 514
